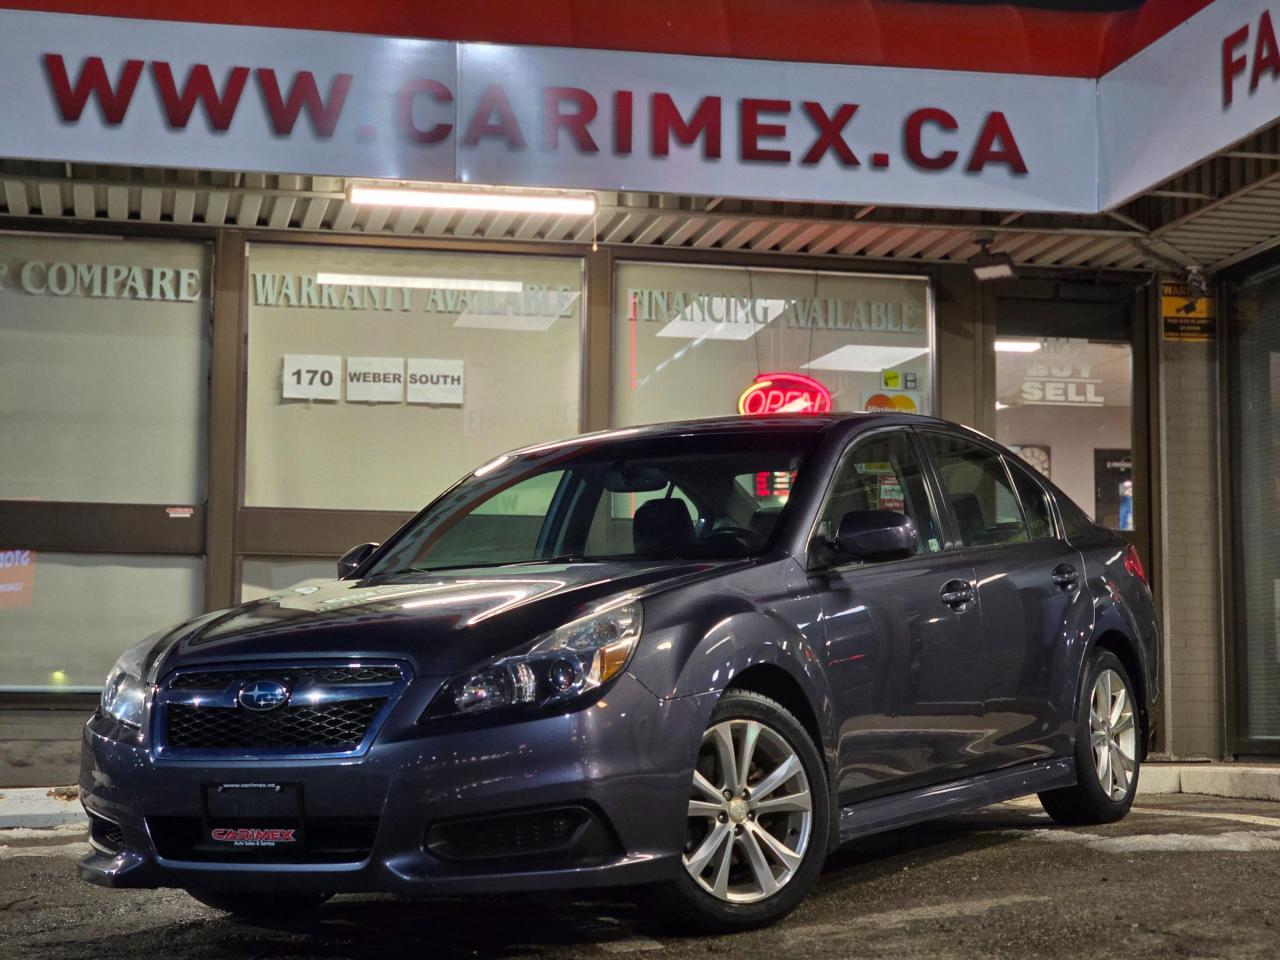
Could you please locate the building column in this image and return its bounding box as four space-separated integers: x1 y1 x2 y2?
1157 331 1225 759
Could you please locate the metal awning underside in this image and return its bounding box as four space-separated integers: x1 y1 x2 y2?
9 122 1280 275
0 159 1166 273
1115 120 1280 274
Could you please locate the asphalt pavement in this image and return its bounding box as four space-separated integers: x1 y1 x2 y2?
2 792 1278 959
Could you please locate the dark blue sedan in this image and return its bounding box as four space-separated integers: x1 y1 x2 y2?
80 413 1158 932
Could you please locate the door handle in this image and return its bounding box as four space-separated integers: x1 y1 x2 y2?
1051 564 1079 590
940 579 975 609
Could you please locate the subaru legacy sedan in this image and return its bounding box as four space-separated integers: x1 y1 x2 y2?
80 413 1157 932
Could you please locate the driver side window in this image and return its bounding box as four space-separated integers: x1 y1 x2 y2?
815 432 942 559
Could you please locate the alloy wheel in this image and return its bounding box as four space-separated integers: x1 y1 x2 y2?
1090 668 1137 801
682 718 813 904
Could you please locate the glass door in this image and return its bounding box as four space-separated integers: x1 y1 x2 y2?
991 294 1143 549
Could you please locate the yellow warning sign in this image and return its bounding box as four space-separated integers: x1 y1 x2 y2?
1161 280 1215 342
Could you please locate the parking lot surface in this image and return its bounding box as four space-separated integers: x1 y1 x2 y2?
2 792 1278 960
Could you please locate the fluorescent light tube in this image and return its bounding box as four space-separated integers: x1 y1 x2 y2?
994 339 1042 353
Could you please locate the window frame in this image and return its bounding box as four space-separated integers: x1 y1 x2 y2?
1001 453 1063 542
609 259 936 427
915 427 1051 554
0 232 215 693
806 427 945 572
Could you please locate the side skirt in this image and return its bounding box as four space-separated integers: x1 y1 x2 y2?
836 757 1075 842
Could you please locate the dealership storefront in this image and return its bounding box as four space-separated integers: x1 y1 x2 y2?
2 0 1279 771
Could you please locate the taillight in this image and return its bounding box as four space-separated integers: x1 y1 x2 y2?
1124 545 1147 586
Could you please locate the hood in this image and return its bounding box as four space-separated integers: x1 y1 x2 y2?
148 559 728 681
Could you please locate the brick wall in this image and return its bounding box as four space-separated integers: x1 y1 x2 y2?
1157 338 1224 759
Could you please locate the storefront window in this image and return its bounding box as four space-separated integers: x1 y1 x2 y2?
1228 267 1280 741
0 551 202 690
0 235 210 503
994 336 1133 529
240 558 337 603
612 263 931 426
244 245 583 511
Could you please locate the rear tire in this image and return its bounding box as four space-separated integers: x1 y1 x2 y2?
1039 649 1140 825
653 690 830 934
186 890 332 919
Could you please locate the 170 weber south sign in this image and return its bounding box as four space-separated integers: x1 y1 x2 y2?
0 9 1098 212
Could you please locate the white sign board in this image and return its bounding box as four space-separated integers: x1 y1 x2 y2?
0 9 1097 212
1099 0 1280 208
345 356 404 403
281 354 341 400
2 7 1265 215
407 358 465 405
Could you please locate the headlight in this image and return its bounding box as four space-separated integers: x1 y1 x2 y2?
426 600 642 719
101 636 155 728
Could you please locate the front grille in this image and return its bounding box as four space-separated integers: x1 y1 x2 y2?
170 665 401 690
155 661 408 757
166 698 383 750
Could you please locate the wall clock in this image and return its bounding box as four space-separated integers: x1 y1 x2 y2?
1010 444 1051 478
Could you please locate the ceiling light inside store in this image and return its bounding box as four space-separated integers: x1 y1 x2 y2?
349 186 597 216
656 299 791 341
315 273 523 292
803 345 930 373
994 339 1042 353
454 292 582 332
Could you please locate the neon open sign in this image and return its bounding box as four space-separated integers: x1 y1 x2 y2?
738 373 833 416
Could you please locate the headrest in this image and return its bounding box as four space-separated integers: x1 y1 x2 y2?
748 508 783 541
632 498 694 557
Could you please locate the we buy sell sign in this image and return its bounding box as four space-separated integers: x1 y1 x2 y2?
0 9 1097 213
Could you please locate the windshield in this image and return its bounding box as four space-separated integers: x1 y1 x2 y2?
366 430 821 575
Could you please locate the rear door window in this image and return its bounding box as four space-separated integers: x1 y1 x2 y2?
920 433 1029 547
1005 458 1055 540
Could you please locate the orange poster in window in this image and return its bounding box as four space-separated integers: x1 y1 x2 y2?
0 549 35 609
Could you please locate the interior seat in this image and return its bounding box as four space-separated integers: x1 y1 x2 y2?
632 499 694 557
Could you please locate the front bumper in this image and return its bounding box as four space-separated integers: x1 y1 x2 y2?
79 674 710 895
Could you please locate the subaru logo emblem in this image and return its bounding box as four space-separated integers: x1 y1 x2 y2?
238 680 289 712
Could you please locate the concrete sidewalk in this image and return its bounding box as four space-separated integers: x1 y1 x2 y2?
2 763 1276 831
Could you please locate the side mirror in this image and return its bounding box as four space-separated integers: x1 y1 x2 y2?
834 510 916 562
337 542 379 579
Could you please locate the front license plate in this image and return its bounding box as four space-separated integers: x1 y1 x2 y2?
202 782 303 853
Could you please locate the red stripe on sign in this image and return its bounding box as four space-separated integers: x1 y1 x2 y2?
0 0 1216 79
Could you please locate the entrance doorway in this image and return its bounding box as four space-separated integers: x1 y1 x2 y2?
1093 448 1134 532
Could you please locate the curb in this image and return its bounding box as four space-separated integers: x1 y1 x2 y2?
0 787 85 829
1137 763 1280 802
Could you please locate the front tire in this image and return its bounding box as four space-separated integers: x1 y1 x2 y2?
654 690 830 933
186 890 332 919
1039 649 1140 825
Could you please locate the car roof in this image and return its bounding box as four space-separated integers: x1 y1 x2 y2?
583 411 953 436
505 411 959 460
